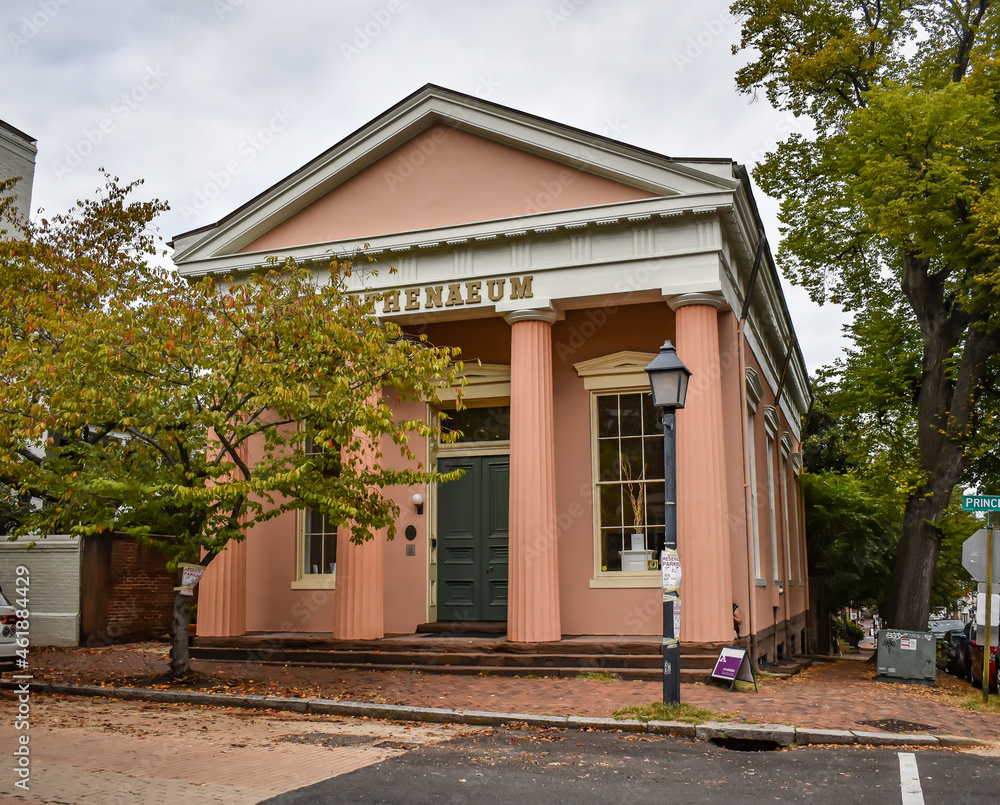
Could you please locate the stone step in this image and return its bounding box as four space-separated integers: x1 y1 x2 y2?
191 646 677 670
195 636 668 656
200 657 710 683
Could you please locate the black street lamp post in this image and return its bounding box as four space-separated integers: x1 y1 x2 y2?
645 341 691 705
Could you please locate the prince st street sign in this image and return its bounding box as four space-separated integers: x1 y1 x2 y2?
963 495 1000 511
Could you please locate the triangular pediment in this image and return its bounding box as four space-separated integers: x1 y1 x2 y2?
171 85 740 264
574 351 657 390
237 123 658 254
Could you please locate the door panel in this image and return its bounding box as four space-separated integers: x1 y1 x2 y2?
437 455 509 622
482 457 509 620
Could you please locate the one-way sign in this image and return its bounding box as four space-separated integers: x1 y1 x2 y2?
963 529 1000 582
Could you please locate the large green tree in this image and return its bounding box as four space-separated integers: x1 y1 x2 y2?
732 0 1000 630
0 176 462 676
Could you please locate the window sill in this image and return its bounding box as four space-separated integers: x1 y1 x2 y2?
754 578 767 587
291 576 336 590
590 575 662 589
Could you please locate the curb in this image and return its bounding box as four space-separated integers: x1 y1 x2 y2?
2 680 988 749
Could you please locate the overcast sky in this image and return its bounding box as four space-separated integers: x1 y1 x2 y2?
3 0 849 372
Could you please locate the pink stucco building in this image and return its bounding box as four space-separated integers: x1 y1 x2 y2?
172 86 812 663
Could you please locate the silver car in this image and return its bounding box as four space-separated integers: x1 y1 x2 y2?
0 588 19 676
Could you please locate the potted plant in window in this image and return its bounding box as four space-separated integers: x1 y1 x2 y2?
620 455 653 570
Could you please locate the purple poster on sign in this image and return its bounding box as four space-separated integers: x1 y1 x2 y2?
711 648 743 681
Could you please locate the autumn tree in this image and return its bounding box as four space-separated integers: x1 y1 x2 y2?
0 175 462 676
732 0 1000 629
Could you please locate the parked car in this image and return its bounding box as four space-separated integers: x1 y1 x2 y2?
943 622 974 680
969 639 998 693
928 618 966 638
932 619 967 670
0 588 19 677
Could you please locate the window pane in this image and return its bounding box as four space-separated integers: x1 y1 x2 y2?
619 437 643 481
642 393 663 433
323 532 337 574
597 395 619 438
619 393 643 436
598 439 620 482
306 532 323 574
440 406 510 442
646 483 666 525
643 436 664 480
600 484 623 527
601 529 623 571
646 527 666 557
623 482 644 530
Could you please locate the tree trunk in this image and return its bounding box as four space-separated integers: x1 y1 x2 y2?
806 573 832 655
891 252 987 631
886 497 944 631
169 583 192 679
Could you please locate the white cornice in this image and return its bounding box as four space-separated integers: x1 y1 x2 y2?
173 192 737 276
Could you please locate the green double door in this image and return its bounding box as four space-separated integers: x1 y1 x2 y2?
437 455 509 622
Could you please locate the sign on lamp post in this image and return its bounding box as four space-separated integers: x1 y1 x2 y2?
962 496 998 702
645 341 691 706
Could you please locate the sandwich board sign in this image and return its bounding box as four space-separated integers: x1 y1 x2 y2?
708 646 758 692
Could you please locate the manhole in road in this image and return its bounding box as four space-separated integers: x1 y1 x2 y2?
278 733 374 748
859 718 933 733
710 737 781 752
277 734 424 751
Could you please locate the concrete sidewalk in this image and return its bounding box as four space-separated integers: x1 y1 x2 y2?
14 642 1000 749
3 678 987 749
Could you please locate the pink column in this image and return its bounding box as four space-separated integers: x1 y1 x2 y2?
332 426 385 640
668 292 733 643
196 538 247 636
332 527 385 639
506 310 561 643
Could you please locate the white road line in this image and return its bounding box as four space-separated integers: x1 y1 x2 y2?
898 752 925 805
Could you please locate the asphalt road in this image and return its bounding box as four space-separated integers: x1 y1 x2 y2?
3 691 998 804
264 727 1000 805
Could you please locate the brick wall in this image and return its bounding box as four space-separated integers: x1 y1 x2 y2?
104 539 175 642
81 535 176 645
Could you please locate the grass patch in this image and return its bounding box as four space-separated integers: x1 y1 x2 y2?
576 671 619 681
613 701 729 724
515 672 542 679
956 693 1000 714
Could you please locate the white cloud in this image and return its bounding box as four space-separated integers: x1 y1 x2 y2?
3 0 848 373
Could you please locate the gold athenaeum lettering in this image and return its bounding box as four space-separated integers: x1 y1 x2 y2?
487 278 506 301
424 285 443 308
510 275 533 300
382 289 401 313
445 283 464 306
466 281 482 304
404 287 420 310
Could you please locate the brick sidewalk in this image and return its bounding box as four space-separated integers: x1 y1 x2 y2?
27 643 1000 742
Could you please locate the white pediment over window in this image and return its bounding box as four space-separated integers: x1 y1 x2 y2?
746 367 764 413
574 351 657 391
436 363 511 403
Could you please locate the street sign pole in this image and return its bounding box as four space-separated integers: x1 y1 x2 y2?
961 496 1000 699
986 512 994 704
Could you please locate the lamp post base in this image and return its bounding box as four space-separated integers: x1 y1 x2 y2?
663 593 680 704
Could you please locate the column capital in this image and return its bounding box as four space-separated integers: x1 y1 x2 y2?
498 299 563 325
666 291 727 311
